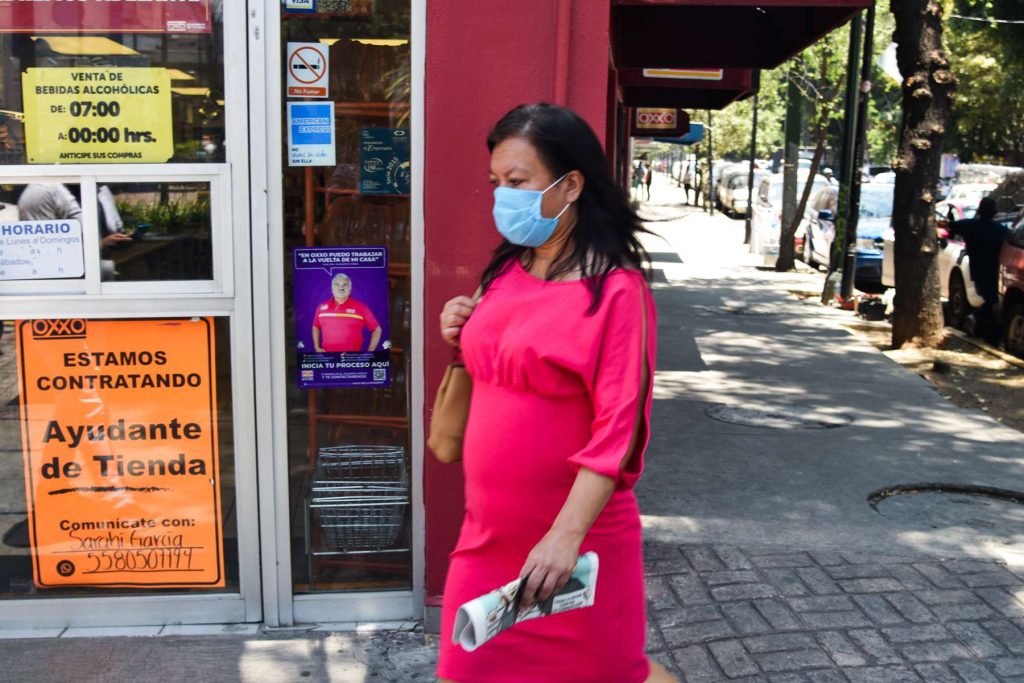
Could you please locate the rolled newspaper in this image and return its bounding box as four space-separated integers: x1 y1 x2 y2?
452 551 599 652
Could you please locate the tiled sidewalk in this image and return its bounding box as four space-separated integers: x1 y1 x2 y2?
644 543 1024 682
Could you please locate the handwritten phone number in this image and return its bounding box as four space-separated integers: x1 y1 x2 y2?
84 547 196 574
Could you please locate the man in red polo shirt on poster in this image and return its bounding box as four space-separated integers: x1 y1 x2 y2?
312 273 382 352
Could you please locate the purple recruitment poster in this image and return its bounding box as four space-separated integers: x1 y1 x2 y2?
293 246 390 388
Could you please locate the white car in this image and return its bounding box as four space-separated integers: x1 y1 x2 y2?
936 183 996 222
723 169 765 217
881 229 985 328
751 172 830 267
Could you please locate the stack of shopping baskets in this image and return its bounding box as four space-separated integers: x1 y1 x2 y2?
306 445 409 556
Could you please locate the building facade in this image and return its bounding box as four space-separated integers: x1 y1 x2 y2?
0 0 864 631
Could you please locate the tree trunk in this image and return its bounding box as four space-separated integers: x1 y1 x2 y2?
776 127 827 271
777 56 829 272
890 0 955 348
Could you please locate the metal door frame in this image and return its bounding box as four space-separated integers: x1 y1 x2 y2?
248 0 426 626
0 0 263 629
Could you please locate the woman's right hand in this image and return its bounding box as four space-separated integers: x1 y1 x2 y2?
440 295 478 347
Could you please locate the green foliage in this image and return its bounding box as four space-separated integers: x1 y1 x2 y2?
663 4 1023 169
688 18 903 169
947 0 1024 164
117 197 210 233
690 68 786 160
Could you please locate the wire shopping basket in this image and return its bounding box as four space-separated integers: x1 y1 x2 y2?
312 445 407 489
308 445 408 553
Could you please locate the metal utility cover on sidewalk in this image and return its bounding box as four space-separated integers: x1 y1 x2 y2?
612 0 872 69
704 404 851 430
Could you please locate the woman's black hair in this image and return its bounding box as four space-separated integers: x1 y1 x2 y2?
480 103 651 314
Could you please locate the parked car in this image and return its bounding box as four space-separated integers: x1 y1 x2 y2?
717 166 764 217
750 172 830 267
714 163 748 212
802 183 893 290
999 216 1024 357
954 163 1023 186
882 225 988 329
882 175 1019 329
935 183 996 222
800 184 839 268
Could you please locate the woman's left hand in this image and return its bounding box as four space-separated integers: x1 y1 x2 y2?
518 528 583 611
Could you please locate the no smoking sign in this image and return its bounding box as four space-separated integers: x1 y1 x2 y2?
287 42 329 98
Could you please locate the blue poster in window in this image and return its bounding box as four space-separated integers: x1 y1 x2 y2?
360 128 410 195
288 102 335 167
293 247 390 388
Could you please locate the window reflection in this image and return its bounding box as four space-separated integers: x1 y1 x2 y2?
0 2 225 165
0 182 212 284
0 183 85 284
102 181 213 282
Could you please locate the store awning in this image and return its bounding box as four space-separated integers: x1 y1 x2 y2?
654 123 706 145
612 0 872 69
619 68 756 110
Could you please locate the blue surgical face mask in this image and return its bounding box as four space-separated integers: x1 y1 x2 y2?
492 174 571 247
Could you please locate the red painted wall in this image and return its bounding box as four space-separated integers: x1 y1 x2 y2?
423 1 611 604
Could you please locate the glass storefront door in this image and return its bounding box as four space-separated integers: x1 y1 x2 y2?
0 0 422 629
252 0 422 625
0 1 261 628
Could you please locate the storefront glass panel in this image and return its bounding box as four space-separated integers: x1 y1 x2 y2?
0 3 226 166
279 1 413 594
0 183 84 285
0 1 258 627
98 181 213 282
0 180 213 286
0 316 239 598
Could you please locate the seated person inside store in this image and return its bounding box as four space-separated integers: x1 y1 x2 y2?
948 196 1011 342
312 272 382 353
18 183 131 280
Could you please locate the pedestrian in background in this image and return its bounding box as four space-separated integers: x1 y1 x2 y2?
436 102 675 683
682 160 694 205
695 161 705 208
949 196 1010 344
18 183 131 280
632 160 644 201
643 161 653 201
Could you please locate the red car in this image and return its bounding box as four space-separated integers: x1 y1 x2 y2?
1000 217 1024 357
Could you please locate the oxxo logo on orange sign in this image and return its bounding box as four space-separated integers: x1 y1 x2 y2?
32 319 88 340
636 109 677 129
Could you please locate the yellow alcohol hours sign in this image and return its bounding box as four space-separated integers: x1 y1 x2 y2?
22 67 173 164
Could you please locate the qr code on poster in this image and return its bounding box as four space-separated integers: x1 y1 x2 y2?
373 368 386 382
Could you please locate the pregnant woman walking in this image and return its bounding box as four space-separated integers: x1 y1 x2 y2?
436 103 675 683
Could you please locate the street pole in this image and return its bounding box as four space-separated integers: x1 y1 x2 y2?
782 68 802 236
824 12 864 304
745 93 759 245
707 110 714 215
840 2 875 301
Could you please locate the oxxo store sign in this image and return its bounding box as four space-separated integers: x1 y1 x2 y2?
634 108 690 137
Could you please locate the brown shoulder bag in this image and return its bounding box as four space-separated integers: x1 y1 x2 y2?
428 350 472 463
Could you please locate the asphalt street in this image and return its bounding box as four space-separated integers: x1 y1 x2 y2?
1 175 1023 682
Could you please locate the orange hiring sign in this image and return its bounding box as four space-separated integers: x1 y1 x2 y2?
16 318 224 589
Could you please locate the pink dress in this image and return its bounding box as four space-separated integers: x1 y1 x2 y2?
437 261 657 683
